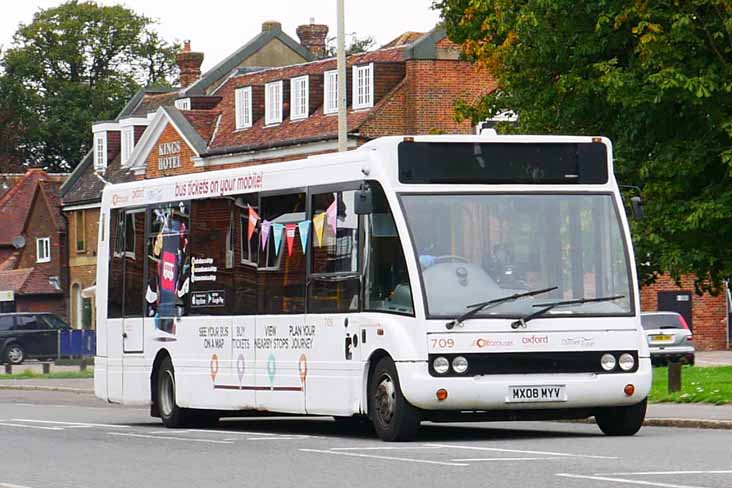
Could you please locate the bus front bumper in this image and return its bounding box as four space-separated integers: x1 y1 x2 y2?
396 358 652 411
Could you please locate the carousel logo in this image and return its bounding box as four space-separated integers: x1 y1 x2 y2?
475 337 515 348
111 193 129 206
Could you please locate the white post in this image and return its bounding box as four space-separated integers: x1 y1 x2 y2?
337 0 348 152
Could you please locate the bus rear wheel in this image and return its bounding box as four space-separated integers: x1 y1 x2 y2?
595 398 647 436
368 357 420 442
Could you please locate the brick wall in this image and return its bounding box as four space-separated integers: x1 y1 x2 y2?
640 274 729 350
144 123 204 179
16 295 66 319
68 208 100 329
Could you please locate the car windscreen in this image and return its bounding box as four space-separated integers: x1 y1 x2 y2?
641 314 684 330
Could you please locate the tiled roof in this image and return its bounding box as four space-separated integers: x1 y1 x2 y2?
381 32 425 49
130 91 180 117
0 267 62 295
0 268 33 293
0 170 48 246
181 110 221 146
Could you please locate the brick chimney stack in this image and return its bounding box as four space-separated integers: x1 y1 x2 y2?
176 40 204 88
296 19 329 58
262 20 282 32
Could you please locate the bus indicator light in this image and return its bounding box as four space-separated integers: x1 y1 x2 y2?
436 389 448 401
624 384 635 396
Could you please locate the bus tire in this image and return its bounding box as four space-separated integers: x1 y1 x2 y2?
157 356 187 428
595 398 647 436
368 357 421 442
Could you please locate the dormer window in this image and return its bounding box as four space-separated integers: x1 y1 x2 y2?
235 86 252 129
290 76 309 120
324 70 338 115
175 98 191 111
93 132 107 171
265 81 283 125
352 63 374 110
120 126 134 166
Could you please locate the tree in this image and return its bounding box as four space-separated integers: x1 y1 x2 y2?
0 1 179 172
435 0 732 293
325 34 376 57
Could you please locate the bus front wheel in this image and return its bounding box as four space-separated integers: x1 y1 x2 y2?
595 398 647 436
368 357 421 442
157 356 187 428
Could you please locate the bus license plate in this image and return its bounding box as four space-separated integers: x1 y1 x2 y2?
507 385 566 403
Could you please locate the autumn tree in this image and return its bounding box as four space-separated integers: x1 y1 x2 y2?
0 1 179 171
435 0 732 292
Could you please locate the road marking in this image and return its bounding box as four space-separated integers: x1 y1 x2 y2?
108 432 233 444
595 471 732 476
556 473 709 488
0 482 35 488
330 446 442 451
0 422 64 431
246 436 307 440
12 418 129 429
299 448 468 467
452 457 562 462
426 443 618 460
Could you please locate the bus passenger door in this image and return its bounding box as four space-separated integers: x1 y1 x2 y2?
122 210 146 403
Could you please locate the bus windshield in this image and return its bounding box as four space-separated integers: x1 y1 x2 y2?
400 193 632 318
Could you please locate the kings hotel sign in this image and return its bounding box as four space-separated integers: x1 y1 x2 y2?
158 141 182 170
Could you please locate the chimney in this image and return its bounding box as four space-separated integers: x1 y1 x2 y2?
176 40 204 88
262 21 282 32
296 19 329 58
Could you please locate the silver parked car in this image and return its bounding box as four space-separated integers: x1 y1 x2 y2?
640 312 695 366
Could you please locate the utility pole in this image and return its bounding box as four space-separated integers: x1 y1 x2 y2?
337 0 347 152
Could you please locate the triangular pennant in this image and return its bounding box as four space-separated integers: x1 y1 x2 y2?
298 220 310 254
260 220 271 251
248 206 260 241
285 224 296 256
326 200 337 235
272 223 284 256
313 213 325 247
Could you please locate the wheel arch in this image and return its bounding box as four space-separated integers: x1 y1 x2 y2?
362 348 392 416
149 348 171 418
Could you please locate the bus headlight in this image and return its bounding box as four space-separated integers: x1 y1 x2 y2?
618 353 635 371
452 356 469 374
600 353 617 371
433 357 449 374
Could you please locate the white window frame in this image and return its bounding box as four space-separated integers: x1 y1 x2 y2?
120 126 134 166
93 133 107 171
235 86 253 129
36 237 51 263
174 98 191 111
352 63 374 110
290 76 309 120
324 70 338 115
264 81 283 125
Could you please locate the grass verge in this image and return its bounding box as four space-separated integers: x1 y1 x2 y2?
0 369 94 380
650 365 732 405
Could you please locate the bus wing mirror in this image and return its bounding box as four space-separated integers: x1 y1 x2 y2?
355 187 373 215
631 196 644 220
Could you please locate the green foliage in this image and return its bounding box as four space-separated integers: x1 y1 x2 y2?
435 0 732 292
0 1 179 171
325 34 376 57
650 366 732 405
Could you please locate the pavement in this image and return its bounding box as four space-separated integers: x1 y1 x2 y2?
1 351 731 429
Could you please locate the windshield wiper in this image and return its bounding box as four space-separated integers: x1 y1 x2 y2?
510 294 625 330
445 286 557 330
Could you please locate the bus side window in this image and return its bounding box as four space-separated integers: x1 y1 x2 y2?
364 184 413 315
123 210 145 318
258 193 306 314
189 198 236 315
234 192 258 315
108 209 124 319
308 190 360 313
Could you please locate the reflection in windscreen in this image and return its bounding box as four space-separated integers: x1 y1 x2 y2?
401 194 632 318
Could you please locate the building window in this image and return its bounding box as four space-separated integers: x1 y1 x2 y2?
265 81 283 125
36 237 51 263
175 98 191 111
290 76 309 120
93 133 107 171
235 86 252 129
121 126 134 166
75 211 86 253
352 63 374 110
324 70 338 115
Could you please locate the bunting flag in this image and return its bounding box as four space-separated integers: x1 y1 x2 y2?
313 213 325 247
272 223 284 256
326 200 338 235
260 220 271 251
285 224 297 256
297 220 310 254
247 206 260 241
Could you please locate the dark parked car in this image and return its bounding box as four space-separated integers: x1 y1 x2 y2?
0 313 70 365
640 312 695 366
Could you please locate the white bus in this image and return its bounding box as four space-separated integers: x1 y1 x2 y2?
94 135 651 441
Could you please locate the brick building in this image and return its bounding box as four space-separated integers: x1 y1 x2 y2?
0 170 67 318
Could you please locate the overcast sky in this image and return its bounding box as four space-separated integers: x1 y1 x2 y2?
0 0 442 71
